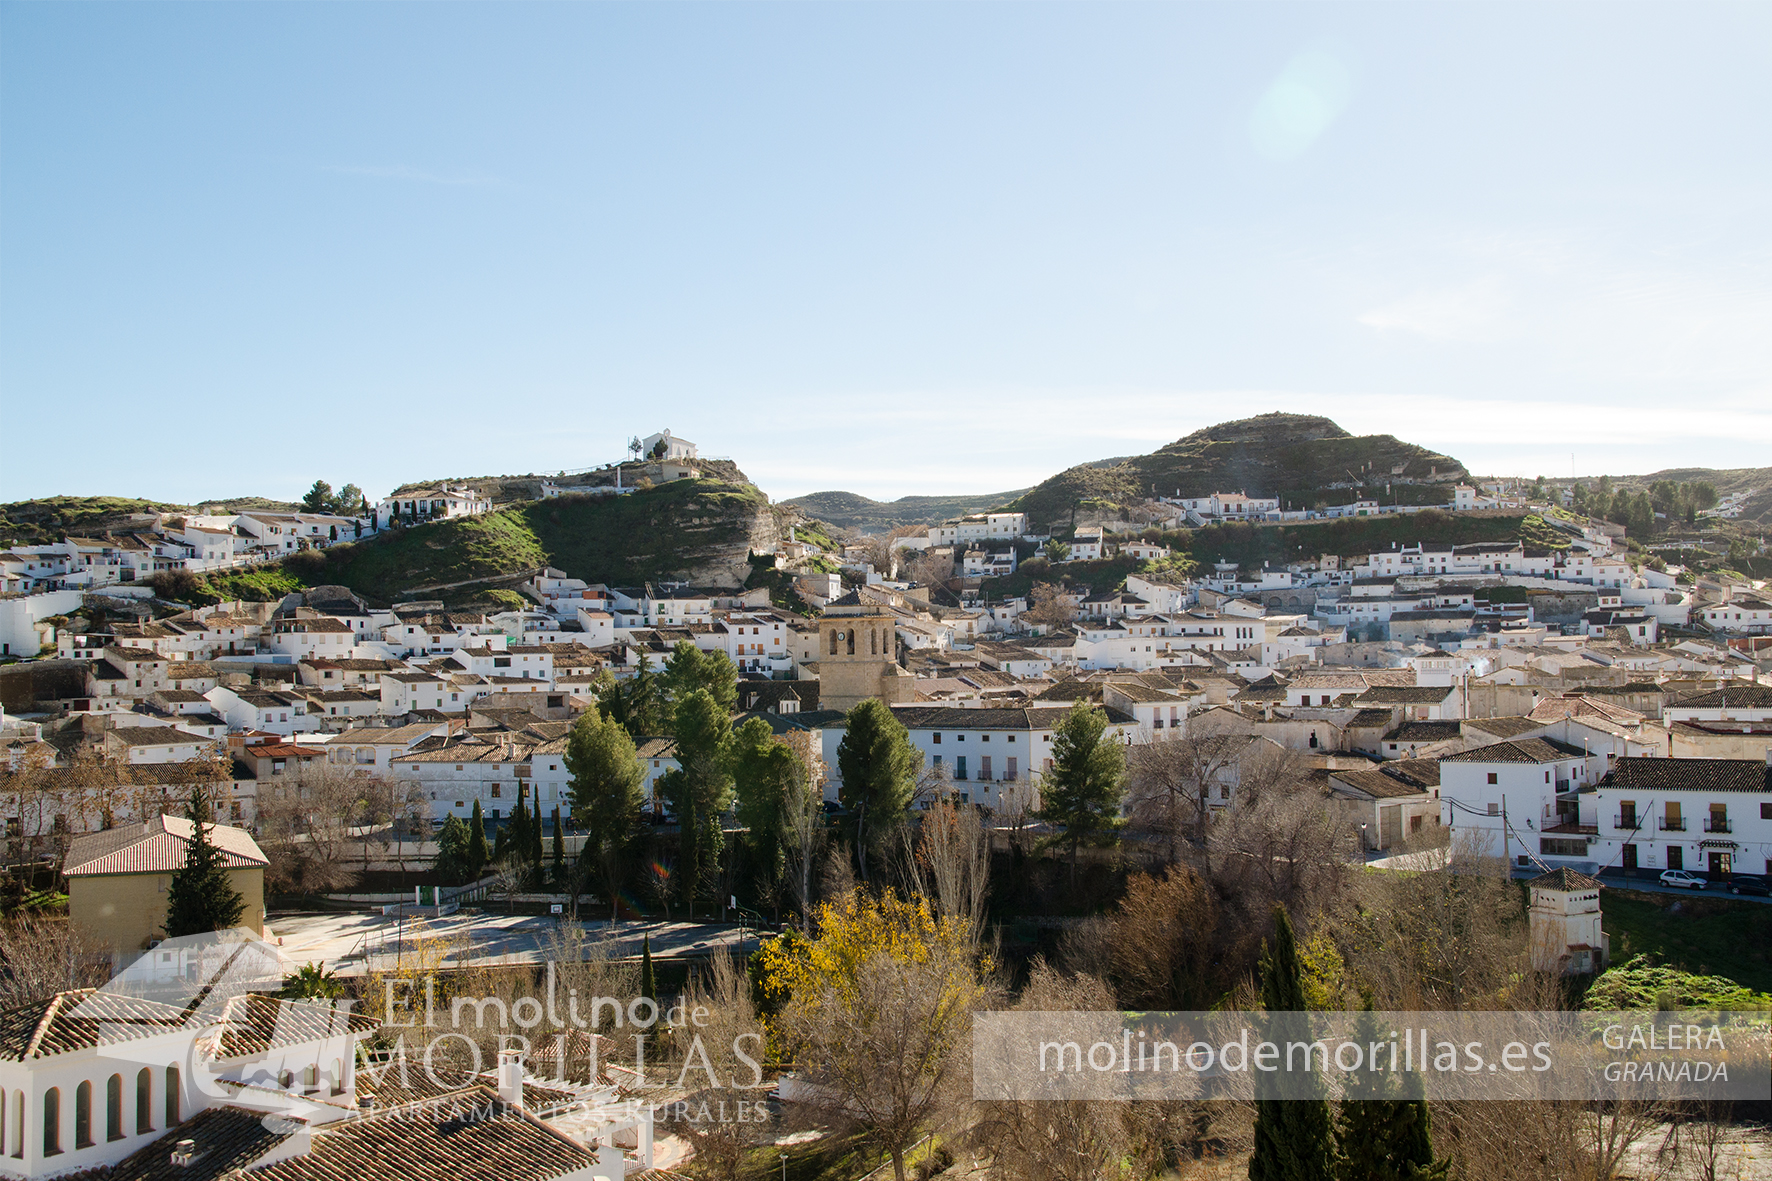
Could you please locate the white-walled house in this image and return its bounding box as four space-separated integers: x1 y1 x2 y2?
1590 756 1772 879
204 687 320 736
1067 528 1104 562
373 486 491 529
1701 597 1772 635
1440 737 1608 871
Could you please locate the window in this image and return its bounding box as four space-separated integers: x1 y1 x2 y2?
75 1081 92 1148
1487 803 1499 816
955 756 968 781
1762 803 1772 821
105 1075 121 1142
932 733 941 745
1486 773 1498 785
135 1067 153 1135
164 1067 179 1127
43 1088 60 1155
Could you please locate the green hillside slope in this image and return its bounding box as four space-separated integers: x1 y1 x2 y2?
178 478 777 606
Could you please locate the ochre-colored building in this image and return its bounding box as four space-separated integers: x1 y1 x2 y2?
814 592 914 713
62 814 268 951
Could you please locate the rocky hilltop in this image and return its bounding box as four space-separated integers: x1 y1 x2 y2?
1013 412 1468 528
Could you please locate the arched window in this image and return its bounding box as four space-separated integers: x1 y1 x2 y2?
301 1065 317 1089
869 628 877 656
74 1081 92 1149
828 629 838 656
164 1066 179 1128
846 629 855 656
12 1088 23 1158
106 1075 122 1141
330 1059 344 1096
0 1087 6 1159
42 1088 60 1156
135 1069 152 1135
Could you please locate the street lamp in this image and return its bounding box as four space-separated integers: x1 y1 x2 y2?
780 1151 789 1181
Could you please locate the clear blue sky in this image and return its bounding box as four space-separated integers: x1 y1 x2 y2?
3 3 1769 505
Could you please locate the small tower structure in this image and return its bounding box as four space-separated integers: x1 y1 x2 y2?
1528 866 1610 975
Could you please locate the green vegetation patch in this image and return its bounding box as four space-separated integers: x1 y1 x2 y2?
1601 890 1772 995
1582 955 1772 1011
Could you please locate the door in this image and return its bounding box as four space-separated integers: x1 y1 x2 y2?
1667 846 1683 871
1622 844 1637 872
1379 805 1401 850
1707 851 1732 879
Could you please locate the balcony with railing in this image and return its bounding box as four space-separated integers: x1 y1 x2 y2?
1659 816 1686 832
1614 813 1640 830
1703 817 1732 834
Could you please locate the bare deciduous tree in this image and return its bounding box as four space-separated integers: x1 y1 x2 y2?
780 936 987 1181
779 733 826 924
253 764 366 894
0 912 111 1008
903 801 990 934
1024 582 1077 631
666 948 772 1181
970 959 1132 1181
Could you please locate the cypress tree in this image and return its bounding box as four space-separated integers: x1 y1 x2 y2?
1334 994 1450 1181
1250 905 1336 1181
468 800 491 878
530 799 545 866
640 934 658 1038
164 788 247 937
551 806 565 884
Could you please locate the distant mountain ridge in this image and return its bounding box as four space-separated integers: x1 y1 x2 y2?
785 488 1030 532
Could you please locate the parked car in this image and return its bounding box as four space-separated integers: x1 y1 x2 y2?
1659 869 1708 891
1727 877 1771 897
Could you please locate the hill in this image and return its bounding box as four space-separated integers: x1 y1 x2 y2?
1011 413 1467 529
1607 465 1772 524
785 488 1030 532
0 495 301 547
175 478 785 607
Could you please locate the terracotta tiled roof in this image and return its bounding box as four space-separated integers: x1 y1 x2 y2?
1527 866 1601 891
1441 737 1588 765
63 814 268 876
107 1106 290 1181
252 1089 595 1181
0 989 190 1062
1597 757 1772 794
207 994 377 1061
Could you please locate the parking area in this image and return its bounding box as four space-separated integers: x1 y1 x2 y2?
266 908 759 976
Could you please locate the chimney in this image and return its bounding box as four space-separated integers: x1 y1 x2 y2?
170 1140 198 1168
497 1048 524 1110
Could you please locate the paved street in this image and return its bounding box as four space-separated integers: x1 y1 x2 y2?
266 908 760 976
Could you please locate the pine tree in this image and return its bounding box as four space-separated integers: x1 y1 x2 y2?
664 689 733 915
565 710 647 924
435 814 472 884
835 699 919 881
468 800 491 878
164 788 247 938
1035 699 1125 884
1250 905 1336 1181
